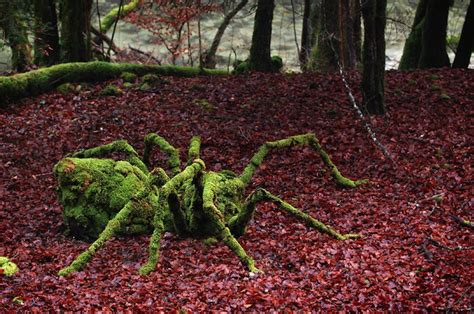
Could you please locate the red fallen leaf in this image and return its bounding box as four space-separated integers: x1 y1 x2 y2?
1 68 473 311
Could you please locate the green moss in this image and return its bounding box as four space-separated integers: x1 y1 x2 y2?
123 82 134 89
54 157 149 240
271 55 283 72
399 19 425 70
139 83 151 91
142 73 160 84
0 256 18 276
194 99 214 112
56 134 367 276
100 0 140 33
143 133 181 175
232 61 251 74
439 93 451 101
100 84 123 96
240 133 368 188
431 84 442 91
0 61 226 106
120 72 137 83
57 83 75 94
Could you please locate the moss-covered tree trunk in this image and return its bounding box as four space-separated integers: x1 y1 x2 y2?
399 0 427 70
0 61 225 106
249 0 275 72
310 0 339 71
34 0 60 66
361 0 386 115
202 0 249 69
0 0 32 72
309 0 358 72
60 0 93 62
453 0 473 68
418 0 451 68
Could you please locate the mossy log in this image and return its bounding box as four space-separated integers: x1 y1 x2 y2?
55 133 367 276
0 61 225 106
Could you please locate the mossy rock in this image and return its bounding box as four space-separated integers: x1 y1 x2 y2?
0 256 18 276
123 82 134 89
57 83 76 95
120 72 137 83
142 73 160 84
271 55 283 72
232 60 250 74
139 82 152 91
100 84 123 96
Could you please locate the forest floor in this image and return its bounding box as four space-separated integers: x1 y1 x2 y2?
0 68 473 311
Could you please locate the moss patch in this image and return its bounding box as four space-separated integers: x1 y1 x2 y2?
57 83 76 95
120 72 137 83
100 84 123 96
0 256 19 276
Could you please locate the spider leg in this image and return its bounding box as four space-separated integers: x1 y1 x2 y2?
202 175 261 273
58 192 143 276
239 133 368 188
140 159 205 275
186 136 201 166
58 169 170 277
143 133 181 175
229 188 361 240
72 140 147 173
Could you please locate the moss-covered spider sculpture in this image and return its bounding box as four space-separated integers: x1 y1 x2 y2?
55 133 367 276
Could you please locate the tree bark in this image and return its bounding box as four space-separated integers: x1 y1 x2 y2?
361 0 386 115
352 0 362 64
309 0 357 72
34 0 60 66
203 0 249 69
453 0 473 68
310 0 339 72
59 0 93 62
299 0 311 70
0 1 33 72
249 0 275 72
418 0 451 68
398 0 427 70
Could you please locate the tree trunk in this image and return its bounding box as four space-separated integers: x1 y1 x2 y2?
0 62 225 106
340 0 356 69
453 0 473 68
59 0 93 62
0 1 32 72
361 0 386 115
249 0 275 72
299 0 311 70
309 0 357 72
418 0 451 68
34 0 60 66
203 0 249 69
352 0 362 65
399 0 427 69
309 0 322 48
310 0 339 72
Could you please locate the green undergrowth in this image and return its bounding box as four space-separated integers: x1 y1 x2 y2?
0 61 226 106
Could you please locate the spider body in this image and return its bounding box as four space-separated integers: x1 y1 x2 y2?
55 134 367 276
